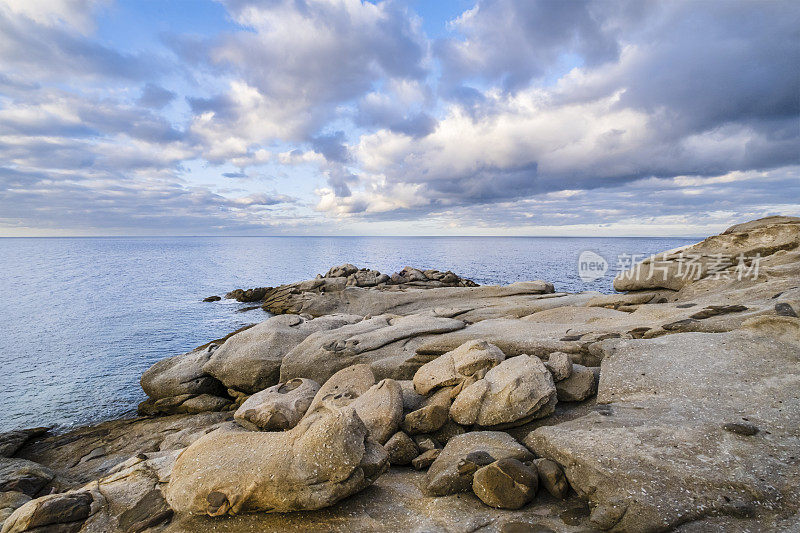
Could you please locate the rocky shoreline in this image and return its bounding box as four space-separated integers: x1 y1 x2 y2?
1 216 799 532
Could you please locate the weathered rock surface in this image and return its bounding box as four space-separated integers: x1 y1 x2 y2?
413 340 505 395
554 364 598 402
614 216 800 293
401 387 453 435
533 458 569 500
425 432 534 496
349 379 404 444
234 378 319 431
280 313 466 384
472 458 538 509
166 401 388 515
384 432 418 466
450 356 557 428
525 318 800 531
140 345 225 401
544 352 572 382
305 364 375 414
0 459 54 497
204 314 362 393
0 430 48 459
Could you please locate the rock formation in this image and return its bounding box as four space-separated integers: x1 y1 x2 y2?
3 216 799 532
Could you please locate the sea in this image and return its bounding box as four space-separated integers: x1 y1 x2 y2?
0 236 697 432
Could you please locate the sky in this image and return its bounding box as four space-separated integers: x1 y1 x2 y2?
0 0 798 237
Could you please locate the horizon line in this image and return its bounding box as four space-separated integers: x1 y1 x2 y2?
0 234 705 239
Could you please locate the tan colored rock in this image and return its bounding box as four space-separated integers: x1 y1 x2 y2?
544 351 572 382
204 314 362 393
533 458 569 499
166 401 388 515
234 378 319 431
349 379 404 444
280 314 465 384
425 432 533 496
384 432 419 466
401 387 453 435
525 321 800 531
555 364 598 402
413 340 505 395
450 356 557 428
472 458 538 509
306 364 375 414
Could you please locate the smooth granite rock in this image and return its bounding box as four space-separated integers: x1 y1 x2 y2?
234 378 320 431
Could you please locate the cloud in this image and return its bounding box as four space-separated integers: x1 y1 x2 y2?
318 0 800 220
138 83 176 109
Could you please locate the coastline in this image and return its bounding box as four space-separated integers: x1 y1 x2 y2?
2 216 799 532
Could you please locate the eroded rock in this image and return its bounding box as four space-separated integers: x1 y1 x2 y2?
234 378 319 431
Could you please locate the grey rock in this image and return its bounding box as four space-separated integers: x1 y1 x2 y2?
0 459 54 497
554 364 598 402
204 314 361 393
140 346 224 401
0 429 49 459
0 490 93 533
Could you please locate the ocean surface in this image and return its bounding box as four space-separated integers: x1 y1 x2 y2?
0 236 697 432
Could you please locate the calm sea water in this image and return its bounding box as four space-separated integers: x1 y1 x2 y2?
0 236 696 432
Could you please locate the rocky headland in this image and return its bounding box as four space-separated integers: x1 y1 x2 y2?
1 216 799 532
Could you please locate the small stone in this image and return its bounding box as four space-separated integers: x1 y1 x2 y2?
775 302 798 317
544 352 572 382
402 387 453 435
412 435 441 453
412 449 441 470
384 432 419 466
533 458 569 499
555 364 598 402
203 296 221 302
472 458 538 509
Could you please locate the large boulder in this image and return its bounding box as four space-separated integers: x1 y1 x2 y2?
306 364 376 414
234 378 319 431
203 314 362 393
166 399 388 515
412 340 505 395
450 355 557 428
140 346 224 401
525 318 800 531
279 314 466 384
424 432 533 496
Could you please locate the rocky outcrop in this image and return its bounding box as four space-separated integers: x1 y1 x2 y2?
613 216 800 293
9 216 800 532
525 317 800 531
203 314 362 394
279 313 466 384
166 400 388 515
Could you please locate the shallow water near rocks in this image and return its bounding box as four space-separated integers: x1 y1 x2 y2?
0 236 695 432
